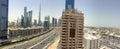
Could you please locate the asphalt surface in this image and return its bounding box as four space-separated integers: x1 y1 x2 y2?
6 28 59 49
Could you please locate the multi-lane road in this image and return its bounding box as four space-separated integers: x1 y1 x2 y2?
4 28 60 49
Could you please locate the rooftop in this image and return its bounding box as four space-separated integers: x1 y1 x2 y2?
84 33 98 40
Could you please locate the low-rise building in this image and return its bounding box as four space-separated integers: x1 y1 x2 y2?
8 27 43 42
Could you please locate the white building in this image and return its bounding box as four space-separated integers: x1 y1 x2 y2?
83 33 100 49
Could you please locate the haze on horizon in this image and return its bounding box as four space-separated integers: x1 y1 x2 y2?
9 0 120 28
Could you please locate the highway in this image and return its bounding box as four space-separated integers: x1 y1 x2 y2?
5 28 59 49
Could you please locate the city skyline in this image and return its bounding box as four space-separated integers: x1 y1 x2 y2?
9 0 120 28
1 0 120 49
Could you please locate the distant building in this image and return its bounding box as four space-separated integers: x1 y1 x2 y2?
9 22 15 27
28 11 32 27
60 0 84 49
38 4 42 26
0 0 9 39
21 7 32 28
52 17 55 27
34 19 37 26
43 16 50 31
45 16 50 24
58 19 61 26
23 7 27 27
43 20 49 31
16 18 21 27
44 16 50 27
52 17 57 27
54 18 57 27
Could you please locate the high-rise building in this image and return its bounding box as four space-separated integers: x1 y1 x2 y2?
43 20 49 31
54 18 57 27
21 7 32 28
44 16 50 30
52 17 57 27
60 9 84 49
16 18 21 27
34 19 37 26
65 0 74 10
23 7 27 27
38 4 42 26
21 7 28 28
0 0 9 39
58 19 61 26
52 17 55 27
45 16 50 23
60 0 84 49
21 15 25 27
45 16 50 26
28 11 32 27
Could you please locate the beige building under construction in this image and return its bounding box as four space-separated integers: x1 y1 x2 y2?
60 8 84 49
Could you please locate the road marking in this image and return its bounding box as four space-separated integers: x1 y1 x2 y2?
27 31 56 49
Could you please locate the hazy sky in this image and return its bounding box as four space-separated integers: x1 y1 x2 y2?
9 0 120 28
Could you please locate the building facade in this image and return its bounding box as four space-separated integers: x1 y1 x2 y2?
21 7 32 28
83 33 100 49
60 8 84 49
65 0 74 10
60 0 84 49
34 19 37 26
8 27 43 42
54 18 57 27
52 17 55 27
43 20 49 31
58 19 61 26
28 11 32 27
38 4 42 26
0 0 9 39
45 16 50 24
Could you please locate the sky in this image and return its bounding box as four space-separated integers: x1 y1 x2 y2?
9 0 120 28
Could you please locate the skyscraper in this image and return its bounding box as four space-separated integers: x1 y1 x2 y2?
28 10 32 27
52 17 55 27
45 16 50 26
65 0 74 10
22 7 28 28
58 19 61 26
34 19 37 26
60 0 84 49
43 20 49 31
38 4 42 26
0 0 9 39
54 18 57 27
44 16 50 31
21 7 32 28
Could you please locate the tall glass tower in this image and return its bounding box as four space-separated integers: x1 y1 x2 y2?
65 0 74 10
38 4 42 26
0 0 9 39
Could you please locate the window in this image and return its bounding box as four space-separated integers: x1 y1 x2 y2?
62 47 66 49
70 28 75 37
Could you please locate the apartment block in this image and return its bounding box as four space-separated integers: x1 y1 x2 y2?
60 8 84 49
